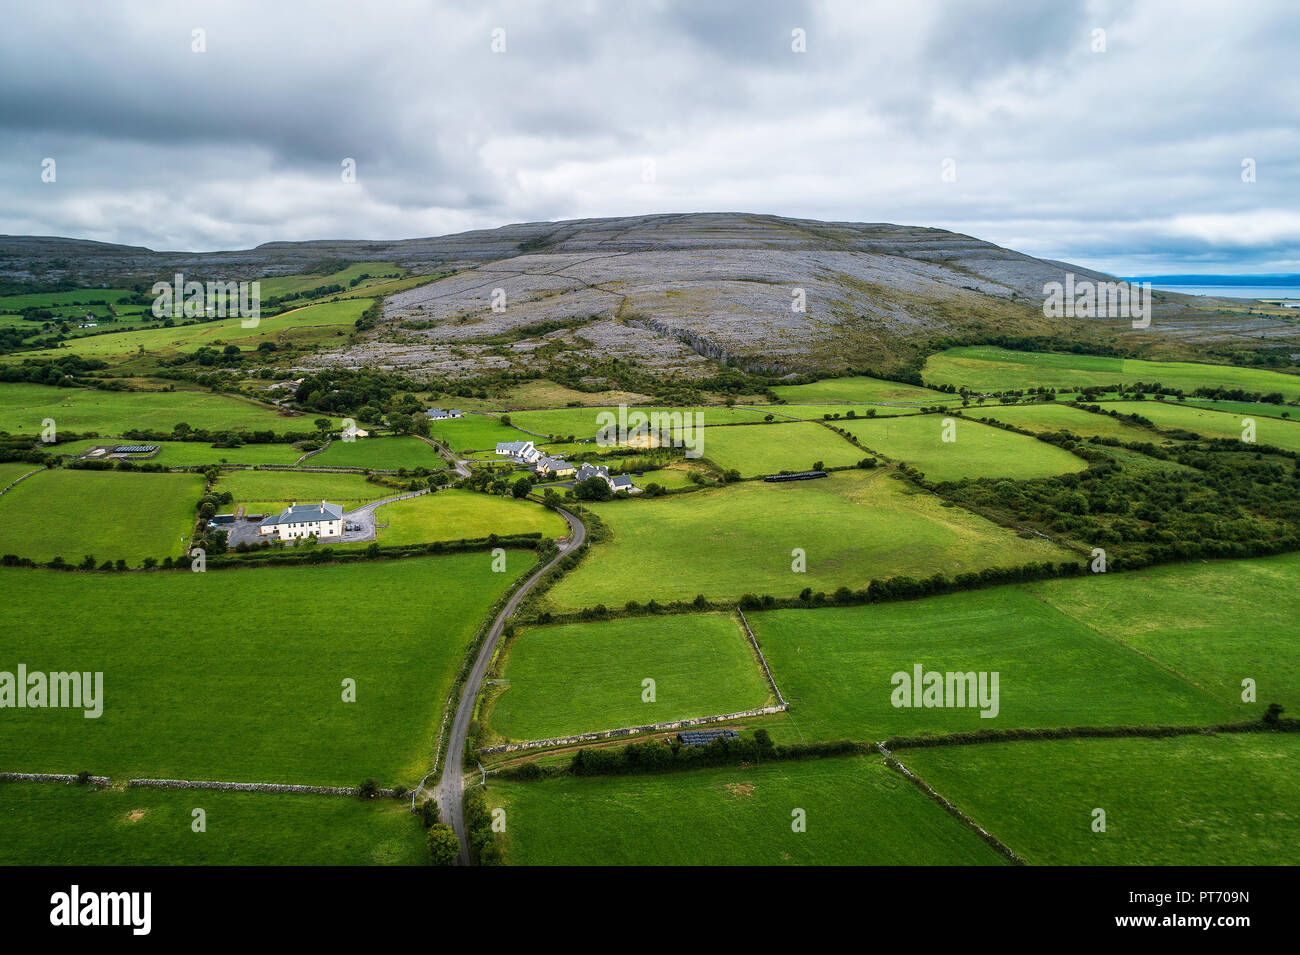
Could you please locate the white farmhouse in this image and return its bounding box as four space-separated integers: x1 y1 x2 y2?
495 440 542 465
259 500 345 541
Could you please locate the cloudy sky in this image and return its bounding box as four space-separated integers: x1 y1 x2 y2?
1 0 1296 274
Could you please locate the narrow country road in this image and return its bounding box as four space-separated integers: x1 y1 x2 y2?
433 504 585 865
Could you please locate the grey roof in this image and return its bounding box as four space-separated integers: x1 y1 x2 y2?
496 440 534 454
576 462 610 480
610 475 635 488
260 501 344 526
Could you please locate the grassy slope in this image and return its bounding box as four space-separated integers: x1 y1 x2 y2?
839 414 1088 483
427 415 533 452
488 754 1006 865
374 489 567 546
308 435 447 469
546 470 1070 610
699 422 864 476
1102 399 1300 451
925 346 1300 402
969 402 1160 441
902 733 1300 865
0 554 524 785
750 589 1240 742
508 406 771 440
0 468 204 563
1026 553 1300 713
486 613 771 741
0 783 426 865
54 438 304 466
771 376 950 404
0 382 327 434
213 469 384 508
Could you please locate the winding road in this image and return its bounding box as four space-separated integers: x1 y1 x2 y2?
432 503 585 865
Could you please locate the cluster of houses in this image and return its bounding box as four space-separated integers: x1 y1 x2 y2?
495 440 640 494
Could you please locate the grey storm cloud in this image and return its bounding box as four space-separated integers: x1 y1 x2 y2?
0 0 1296 273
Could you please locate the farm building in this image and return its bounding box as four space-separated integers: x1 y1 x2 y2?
424 408 464 419
496 440 542 464
532 454 575 478
258 500 344 541
575 462 640 494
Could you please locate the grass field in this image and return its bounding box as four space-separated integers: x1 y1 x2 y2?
485 613 771 741
698 422 863 476
486 754 1005 865
924 346 1300 402
53 438 306 467
428 414 533 452
771 376 950 404
838 414 1088 483
307 435 447 470
373 488 568 546
0 468 204 563
212 470 385 509
752 404 929 420
902 733 1300 865
546 470 1069 610
0 783 426 865
0 461 41 487
10 299 370 361
0 554 526 785
749 589 1240 741
969 402 1160 441
507 405 772 442
0 381 329 435
1025 553 1300 713
1100 400 1300 451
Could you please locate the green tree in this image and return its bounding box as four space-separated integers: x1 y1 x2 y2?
426 824 459 866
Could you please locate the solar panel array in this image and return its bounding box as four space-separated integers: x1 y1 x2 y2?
112 444 159 454
678 729 739 746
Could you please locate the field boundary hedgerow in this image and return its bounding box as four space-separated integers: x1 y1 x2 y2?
479 703 789 755
0 465 44 497
876 742 1025 865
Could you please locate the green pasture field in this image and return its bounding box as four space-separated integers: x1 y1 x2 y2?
484 613 771 742
923 346 1300 402
487 754 1005 865
0 784 425 866
545 470 1070 610
749 588 1240 742
53 438 305 467
902 733 1300 865
428 414 533 452
1025 552 1300 713
257 262 400 299
0 381 330 435
698 421 863 476
1183 397 1299 420
0 554 527 785
506 405 771 441
212 469 385 508
372 488 567 546
750 404 929 421
771 376 950 404
838 414 1088 483
967 402 1159 441
1100 400 1300 451
10 298 369 360
629 465 705 489
307 435 447 470
0 289 136 310
0 468 204 563
0 461 41 487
